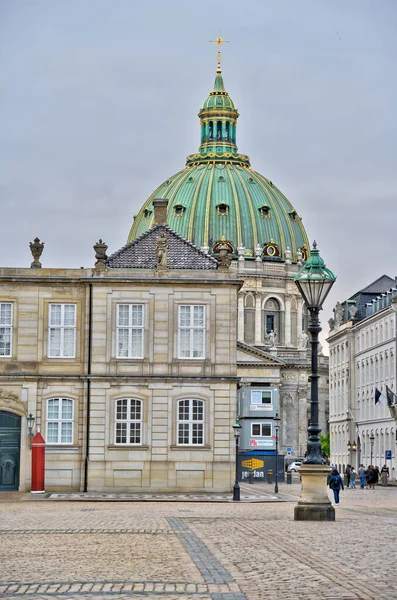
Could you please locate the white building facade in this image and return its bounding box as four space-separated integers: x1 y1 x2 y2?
328 275 397 477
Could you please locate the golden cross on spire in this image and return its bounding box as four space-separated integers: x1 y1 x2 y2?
210 31 229 74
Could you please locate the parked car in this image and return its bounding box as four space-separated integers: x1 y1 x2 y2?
287 461 303 472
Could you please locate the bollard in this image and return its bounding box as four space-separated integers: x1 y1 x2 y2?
287 472 292 484
267 470 273 484
248 469 254 484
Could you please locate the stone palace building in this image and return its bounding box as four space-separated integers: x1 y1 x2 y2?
328 275 397 477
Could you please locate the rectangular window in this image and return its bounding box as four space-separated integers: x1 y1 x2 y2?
115 398 142 444
48 304 76 358
178 305 205 359
116 304 144 358
0 303 13 357
177 399 204 445
46 398 74 444
251 390 272 405
251 423 272 437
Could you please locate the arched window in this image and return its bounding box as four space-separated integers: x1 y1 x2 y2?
208 121 213 141
46 398 74 444
264 298 280 335
115 398 142 445
177 399 204 445
216 121 222 141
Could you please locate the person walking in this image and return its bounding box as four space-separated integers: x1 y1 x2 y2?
380 464 389 487
350 467 357 489
366 466 377 490
329 468 344 505
358 464 366 489
345 464 351 488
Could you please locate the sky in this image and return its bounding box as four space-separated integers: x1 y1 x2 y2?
1 0 397 337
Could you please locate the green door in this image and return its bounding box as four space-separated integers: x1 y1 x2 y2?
0 411 21 491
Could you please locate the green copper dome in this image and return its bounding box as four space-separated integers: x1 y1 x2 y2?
128 63 309 261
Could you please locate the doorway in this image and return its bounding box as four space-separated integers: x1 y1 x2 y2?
0 411 21 491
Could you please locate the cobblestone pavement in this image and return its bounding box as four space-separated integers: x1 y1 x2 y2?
1 482 397 600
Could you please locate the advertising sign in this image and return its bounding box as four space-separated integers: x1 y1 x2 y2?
238 453 285 482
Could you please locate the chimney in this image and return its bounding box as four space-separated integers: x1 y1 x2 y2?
152 199 168 225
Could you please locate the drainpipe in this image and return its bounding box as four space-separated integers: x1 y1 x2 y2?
83 283 93 492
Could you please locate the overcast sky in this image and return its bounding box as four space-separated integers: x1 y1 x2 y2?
1 0 396 333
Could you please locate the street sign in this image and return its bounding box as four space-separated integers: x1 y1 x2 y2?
286 447 292 456
385 450 392 460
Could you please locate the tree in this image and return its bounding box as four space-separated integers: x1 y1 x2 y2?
320 430 330 459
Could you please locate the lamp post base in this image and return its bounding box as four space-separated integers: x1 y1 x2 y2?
294 464 335 521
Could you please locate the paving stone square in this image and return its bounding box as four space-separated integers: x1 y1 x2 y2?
0 482 396 600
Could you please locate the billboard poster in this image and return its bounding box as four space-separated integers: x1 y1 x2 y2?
238 452 285 482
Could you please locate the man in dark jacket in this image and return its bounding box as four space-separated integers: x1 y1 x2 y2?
328 469 344 505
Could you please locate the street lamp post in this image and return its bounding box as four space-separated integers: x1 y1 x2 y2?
370 432 375 466
233 417 242 501
274 412 281 495
293 241 336 521
27 413 35 449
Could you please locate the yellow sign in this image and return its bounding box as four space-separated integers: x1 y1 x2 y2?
241 458 264 469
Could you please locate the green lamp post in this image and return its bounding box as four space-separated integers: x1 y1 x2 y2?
294 241 336 464
294 241 336 520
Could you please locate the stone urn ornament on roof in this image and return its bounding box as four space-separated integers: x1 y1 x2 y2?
29 237 44 268
93 239 108 270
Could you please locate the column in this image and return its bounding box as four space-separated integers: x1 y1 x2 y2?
238 294 245 342
255 294 262 345
296 298 303 343
284 295 292 347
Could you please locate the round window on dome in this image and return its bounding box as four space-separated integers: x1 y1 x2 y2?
263 241 280 257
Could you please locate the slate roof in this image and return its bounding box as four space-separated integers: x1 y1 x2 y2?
348 275 396 320
352 275 395 297
107 223 218 270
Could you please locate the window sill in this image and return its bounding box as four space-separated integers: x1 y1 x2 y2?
107 445 149 450
170 445 211 450
114 357 145 361
45 445 81 451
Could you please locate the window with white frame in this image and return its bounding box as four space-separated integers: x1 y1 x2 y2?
178 305 205 359
116 304 144 358
46 398 74 444
115 398 142 444
48 304 76 358
177 399 204 445
251 390 272 405
0 303 13 357
251 423 272 437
